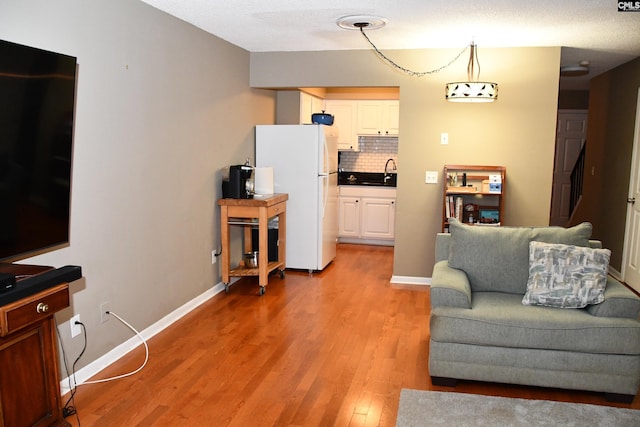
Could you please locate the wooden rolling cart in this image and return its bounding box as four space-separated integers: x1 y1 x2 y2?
218 194 288 295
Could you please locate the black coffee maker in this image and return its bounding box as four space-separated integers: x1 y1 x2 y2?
222 162 254 199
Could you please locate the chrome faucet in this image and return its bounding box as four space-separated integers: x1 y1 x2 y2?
384 158 397 182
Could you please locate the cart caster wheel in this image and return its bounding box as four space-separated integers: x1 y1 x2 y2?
224 283 230 293
279 269 285 279
259 286 266 296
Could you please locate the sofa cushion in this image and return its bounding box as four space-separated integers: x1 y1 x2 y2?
430 292 640 355
448 219 532 294
530 223 592 247
522 242 610 308
447 220 592 294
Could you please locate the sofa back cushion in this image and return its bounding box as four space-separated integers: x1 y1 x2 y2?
447 219 592 294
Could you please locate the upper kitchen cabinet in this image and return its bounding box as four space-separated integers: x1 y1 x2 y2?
356 100 399 136
276 90 324 124
301 92 325 124
324 100 358 151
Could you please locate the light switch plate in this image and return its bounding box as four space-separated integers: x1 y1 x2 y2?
425 171 438 184
440 133 449 145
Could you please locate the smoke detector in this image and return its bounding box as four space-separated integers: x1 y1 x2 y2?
560 60 590 77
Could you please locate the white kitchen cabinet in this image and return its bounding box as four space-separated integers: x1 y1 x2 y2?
356 100 399 136
361 197 396 239
302 92 325 124
338 196 360 237
324 100 358 151
338 186 396 245
276 90 324 124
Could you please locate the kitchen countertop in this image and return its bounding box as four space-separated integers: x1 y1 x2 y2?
338 171 397 187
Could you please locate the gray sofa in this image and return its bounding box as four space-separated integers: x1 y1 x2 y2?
429 219 640 402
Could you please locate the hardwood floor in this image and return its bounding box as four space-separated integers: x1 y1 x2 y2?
66 244 639 426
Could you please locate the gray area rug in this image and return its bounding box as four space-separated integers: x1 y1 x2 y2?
396 389 640 426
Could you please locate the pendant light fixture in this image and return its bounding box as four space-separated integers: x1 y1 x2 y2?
445 43 498 102
337 15 498 103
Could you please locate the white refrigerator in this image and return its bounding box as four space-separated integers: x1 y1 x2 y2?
255 124 338 272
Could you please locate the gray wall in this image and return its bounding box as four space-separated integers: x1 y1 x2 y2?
0 0 275 371
251 46 561 279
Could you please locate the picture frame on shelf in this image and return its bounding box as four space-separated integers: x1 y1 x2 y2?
479 207 500 224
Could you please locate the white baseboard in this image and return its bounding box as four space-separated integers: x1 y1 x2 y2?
60 281 229 395
390 275 431 286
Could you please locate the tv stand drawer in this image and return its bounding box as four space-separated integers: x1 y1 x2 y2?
0 284 69 336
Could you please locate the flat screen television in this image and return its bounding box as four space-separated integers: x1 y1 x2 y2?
0 39 77 262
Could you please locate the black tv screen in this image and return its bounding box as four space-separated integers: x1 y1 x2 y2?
0 40 77 262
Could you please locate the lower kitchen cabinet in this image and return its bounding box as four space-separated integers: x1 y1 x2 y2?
361 197 395 239
338 196 360 237
338 186 396 245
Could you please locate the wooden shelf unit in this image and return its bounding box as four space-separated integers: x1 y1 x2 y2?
442 165 506 232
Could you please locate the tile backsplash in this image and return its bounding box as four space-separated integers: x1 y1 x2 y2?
339 136 398 172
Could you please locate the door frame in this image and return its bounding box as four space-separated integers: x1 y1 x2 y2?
621 87 640 288
550 109 588 226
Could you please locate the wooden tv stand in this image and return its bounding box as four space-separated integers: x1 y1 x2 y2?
0 264 71 427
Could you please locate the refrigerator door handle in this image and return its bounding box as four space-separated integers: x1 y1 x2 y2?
324 176 329 215
323 134 329 175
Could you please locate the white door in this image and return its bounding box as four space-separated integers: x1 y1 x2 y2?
622 89 640 293
550 110 588 226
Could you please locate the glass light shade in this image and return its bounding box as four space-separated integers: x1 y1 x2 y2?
445 81 498 102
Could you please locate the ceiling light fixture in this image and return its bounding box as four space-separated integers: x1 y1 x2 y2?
445 43 498 103
337 15 497 103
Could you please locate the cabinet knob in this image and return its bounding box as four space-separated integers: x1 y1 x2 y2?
36 302 49 313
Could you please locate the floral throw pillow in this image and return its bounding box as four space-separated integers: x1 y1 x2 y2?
522 241 611 308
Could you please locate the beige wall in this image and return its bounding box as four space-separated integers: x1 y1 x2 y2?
251 46 561 278
572 57 640 271
0 0 276 371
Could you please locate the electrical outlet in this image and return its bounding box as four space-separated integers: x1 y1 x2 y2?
425 171 438 184
441 132 449 145
212 250 217 264
70 314 81 338
100 302 110 323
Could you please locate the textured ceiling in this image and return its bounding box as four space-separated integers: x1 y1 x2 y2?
139 0 640 90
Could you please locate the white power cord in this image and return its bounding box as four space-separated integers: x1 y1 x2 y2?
79 311 149 385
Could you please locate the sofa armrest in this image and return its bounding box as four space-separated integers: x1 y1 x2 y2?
431 260 472 309
587 276 640 319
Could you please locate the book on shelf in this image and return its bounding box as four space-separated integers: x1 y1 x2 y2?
455 196 463 222
445 195 451 219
